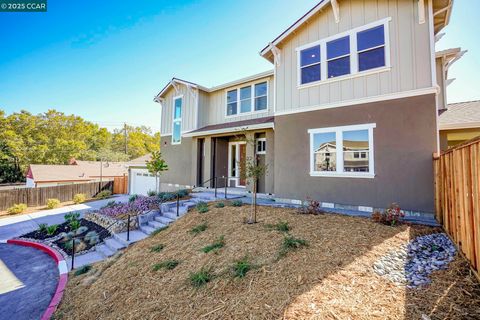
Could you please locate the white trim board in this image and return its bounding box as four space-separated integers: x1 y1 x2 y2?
182 122 274 138
275 87 437 117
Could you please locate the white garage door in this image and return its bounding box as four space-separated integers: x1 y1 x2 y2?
130 168 158 196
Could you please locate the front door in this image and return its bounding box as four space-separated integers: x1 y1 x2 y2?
228 141 246 187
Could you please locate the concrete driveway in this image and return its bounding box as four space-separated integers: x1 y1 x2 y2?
0 195 130 240
0 243 58 320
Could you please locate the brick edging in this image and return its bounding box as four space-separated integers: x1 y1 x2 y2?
6 239 68 320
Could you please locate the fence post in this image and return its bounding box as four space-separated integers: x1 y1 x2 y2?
71 236 76 271
176 193 180 217
127 214 131 242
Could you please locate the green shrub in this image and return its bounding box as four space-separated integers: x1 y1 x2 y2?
7 203 27 215
158 192 176 202
189 268 213 287
46 224 59 236
196 201 209 213
73 193 86 204
190 223 208 235
147 190 157 197
151 226 168 236
74 264 91 276
215 202 225 208
69 220 81 231
232 257 252 278
231 200 243 207
84 231 99 245
96 190 112 199
129 194 138 203
64 238 83 251
279 236 308 257
201 236 225 253
38 223 48 233
75 226 88 235
46 198 60 209
150 244 165 252
102 200 117 208
176 189 189 198
275 221 290 232
64 212 80 223
152 260 179 271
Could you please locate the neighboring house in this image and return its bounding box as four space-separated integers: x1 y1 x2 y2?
126 154 162 196
152 0 457 214
439 100 480 150
26 160 129 188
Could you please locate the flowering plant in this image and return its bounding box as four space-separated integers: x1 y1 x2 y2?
98 196 160 219
372 203 405 226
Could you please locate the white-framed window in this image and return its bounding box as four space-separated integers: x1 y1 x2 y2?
309 123 376 178
256 138 266 155
297 18 390 87
172 95 182 144
226 81 268 116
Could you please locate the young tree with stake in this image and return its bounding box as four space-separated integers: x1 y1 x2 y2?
146 151 169 193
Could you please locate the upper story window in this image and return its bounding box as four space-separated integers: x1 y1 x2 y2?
297 18 390 86
172 96 182 144
226 81 268 116
309 123 376 178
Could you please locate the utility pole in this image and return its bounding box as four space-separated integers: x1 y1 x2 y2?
124 122 128 155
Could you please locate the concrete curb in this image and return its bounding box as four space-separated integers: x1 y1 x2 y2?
6 239 68 320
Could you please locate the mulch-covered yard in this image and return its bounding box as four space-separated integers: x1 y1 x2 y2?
55 203 480 320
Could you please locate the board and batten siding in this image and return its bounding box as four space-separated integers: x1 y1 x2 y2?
275 0 434 114
203 76 274 127
160 85 198 135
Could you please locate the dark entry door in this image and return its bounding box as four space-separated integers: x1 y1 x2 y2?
213 137 229 188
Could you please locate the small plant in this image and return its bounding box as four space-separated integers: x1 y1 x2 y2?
189 268 213 287
372 203 405 226
196 201 209 213
73 193 86 204
84 231 99 245
231 200 243 207
7 203 27 215
129 194 138 202
158 192 176 202
298 198 323 215
151 226 168 236
64 238 85 252
190 222 208 235
215 202 225 208
58 231 75 242
46 224 59 236
153 260 179 271
96 190 112 199
232 257 252 278
176 189 189 198
102 200 117 209
74 264 91 276
147 190 157 197
151 244 165 252
75 226 88 235
64 212 80 223
279 235 308 257
38 223 48 233
46 198 61 209
275 221 290 232
201 236 225 253
69 220 81 231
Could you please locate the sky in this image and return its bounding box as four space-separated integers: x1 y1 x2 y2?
1 0 479 132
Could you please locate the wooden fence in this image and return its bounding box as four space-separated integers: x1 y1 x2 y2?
113 175 128 194
434 135 480 275
0 181 113 210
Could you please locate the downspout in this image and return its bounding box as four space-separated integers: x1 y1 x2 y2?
428 0 440 154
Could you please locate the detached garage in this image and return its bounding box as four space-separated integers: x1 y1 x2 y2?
128 167 158 196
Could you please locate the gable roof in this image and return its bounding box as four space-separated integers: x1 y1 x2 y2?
439 100 480 130
260 0 454 63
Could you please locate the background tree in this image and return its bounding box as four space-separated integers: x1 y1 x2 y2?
146 151 169 193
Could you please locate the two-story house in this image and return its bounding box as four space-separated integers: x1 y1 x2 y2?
150 0 456 214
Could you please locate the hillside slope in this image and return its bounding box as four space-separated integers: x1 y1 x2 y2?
56 204 480 319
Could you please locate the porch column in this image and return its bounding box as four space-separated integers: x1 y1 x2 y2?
245 132 255 193
265 129 275 195
204 137 213 187
190 137 198 188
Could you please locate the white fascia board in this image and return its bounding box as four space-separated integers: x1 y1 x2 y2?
182 122 274 138
439 122 480 130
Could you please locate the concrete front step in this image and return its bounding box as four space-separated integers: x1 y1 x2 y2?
113 230 148 246
139 225 156 235
155 216 175 225
162 211 181 220
148 220 167 229
96 243 116 258
104 237 126 252
69 251 104 269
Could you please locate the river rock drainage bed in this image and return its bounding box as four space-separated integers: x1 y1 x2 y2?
373 233 456 288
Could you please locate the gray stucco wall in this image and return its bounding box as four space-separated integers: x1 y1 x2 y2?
160 136 195 187
274 94 437 212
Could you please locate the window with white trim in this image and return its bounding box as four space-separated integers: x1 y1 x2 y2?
309 124 375 178
172 96 182 144
256 138 266 154
226 81 268 116
298 18 390 86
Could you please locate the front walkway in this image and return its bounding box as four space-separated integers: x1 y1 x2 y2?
0 243 58 320
0 195 130 240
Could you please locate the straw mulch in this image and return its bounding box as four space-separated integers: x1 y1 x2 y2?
55 204 480 320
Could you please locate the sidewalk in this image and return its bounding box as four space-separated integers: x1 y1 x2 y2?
0 195 130 240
